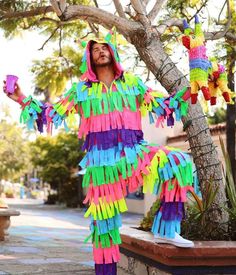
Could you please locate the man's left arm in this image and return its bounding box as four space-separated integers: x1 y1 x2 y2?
137 77 190 127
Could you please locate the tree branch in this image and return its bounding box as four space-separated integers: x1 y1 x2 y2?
0 4 140 40
50 0 63 16
205 0 232 41
130 0 153 41
217 0 227 23
130 0 147 16
130 0 150 28
1 2 235 44
205 29 233 40
39 17 61 24
225 32 236 42
142 0 150 8
61 5 140 38
0 6 53 21
154 17 235 43
88 22 99 37
189 0 208 22
154 18 183 34
93 0 99 8
38 26 60 50
148 0 167 23
59 27 63 56
113 0 126 19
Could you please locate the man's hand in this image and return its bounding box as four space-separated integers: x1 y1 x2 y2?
3 81 25 103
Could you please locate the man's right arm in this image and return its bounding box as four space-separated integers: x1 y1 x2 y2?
3 80 80 134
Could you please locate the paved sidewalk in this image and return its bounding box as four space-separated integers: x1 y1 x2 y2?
0 199 143 275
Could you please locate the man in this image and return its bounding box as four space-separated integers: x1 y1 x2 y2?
4 32 194 275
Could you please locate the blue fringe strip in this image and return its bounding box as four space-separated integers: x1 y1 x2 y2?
151 211 181 239
90 213 122 236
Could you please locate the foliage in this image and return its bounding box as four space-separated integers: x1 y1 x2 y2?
30 129 84 206
0 110 30 181
181 183 228 240
31 46 83 101
139 199 161 231
207 108 226 124
45 193 59 205
0 0 88 39
61 177 82 207
4 188 14 198
166 0 209 18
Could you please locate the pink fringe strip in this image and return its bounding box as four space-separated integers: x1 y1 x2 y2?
78 108 142 138
93 243 120 264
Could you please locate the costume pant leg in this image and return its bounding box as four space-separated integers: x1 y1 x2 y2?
83 168 129 275
142 145 193 238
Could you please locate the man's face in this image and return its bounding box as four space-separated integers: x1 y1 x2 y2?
91 43 112 67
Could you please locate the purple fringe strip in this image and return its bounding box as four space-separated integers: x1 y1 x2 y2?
95 263 117 275
167 113 174 127
36 104 47 133
83 129 144 151
161 201 185 221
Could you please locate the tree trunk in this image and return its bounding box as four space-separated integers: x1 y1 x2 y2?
130 30 229 235
226 52 236 185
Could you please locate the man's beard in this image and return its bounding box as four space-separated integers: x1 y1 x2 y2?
95 61 112 67
94 57 112 67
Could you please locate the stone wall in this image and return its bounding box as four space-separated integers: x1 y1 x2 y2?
119 226 236 275
118 253 170 275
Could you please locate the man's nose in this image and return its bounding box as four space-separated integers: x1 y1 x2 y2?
99 48 105 54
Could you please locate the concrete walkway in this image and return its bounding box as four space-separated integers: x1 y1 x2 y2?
0 199 143 275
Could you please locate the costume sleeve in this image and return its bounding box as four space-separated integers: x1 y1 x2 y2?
18 82 81 134
136 76 190 127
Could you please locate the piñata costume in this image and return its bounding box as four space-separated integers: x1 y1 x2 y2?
17 30 194 274
182 15 232 105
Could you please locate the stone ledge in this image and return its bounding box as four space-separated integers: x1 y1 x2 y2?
120 227 236 267
0 209 20 216
0 209 20 241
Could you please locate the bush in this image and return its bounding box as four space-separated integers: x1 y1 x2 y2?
45 194 58 205
139 199 160 231
5 189 14 198
60 178 81 208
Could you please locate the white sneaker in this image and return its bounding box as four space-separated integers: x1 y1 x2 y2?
154 233 194 248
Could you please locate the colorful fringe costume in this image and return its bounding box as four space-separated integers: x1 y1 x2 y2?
18 31 194 274
182 15 232 105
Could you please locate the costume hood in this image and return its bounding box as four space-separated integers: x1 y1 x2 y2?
79 30 124 82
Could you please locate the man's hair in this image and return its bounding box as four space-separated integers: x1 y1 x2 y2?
89 40 97 53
